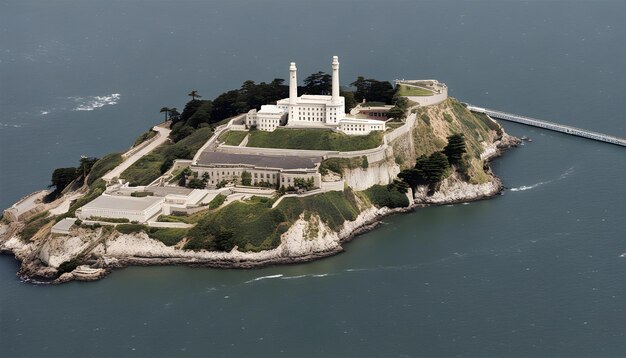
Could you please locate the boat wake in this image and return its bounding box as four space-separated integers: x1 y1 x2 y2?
510 166 574 192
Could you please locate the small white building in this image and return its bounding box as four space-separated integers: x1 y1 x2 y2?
339 118 386 135
76 195 165 223
257 105 287 132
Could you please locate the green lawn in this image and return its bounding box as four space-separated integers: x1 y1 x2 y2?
396 84 433 97
218 130 248 146
246 128 383 151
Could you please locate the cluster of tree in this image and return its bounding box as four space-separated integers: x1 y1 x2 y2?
178 169 209 189
398 134 467 192
47 156 99 201
387 97 409 121
293 177 315 191
350 77 395 104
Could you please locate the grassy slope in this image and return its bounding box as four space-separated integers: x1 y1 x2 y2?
409 98 502 184
120 127 212 186
186 190 364 252
218 130 248 146
247 128 383 151
87 153 123 185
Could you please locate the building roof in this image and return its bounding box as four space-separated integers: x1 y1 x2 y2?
196 151 320 170
258 105 285 114
82 195 164 212
149 186 194 197
277 95 344 105
340 118 386 125
52 218 76 232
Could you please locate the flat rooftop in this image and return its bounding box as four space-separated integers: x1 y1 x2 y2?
82 195 164 212
196 151 320 170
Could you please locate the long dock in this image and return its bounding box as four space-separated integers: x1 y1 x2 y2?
467 106 626 147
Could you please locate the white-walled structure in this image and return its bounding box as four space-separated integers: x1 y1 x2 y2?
339 118 386 135
76 195 165 223
246 56 385 135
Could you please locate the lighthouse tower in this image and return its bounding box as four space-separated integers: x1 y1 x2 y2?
331 55 340 104
289 62 297 105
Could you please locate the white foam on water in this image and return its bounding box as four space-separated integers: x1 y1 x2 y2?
71 93 121 111
510 166 575 192
280 275 307 280
245 274 283 284
311 274 330 278
620 253 625 258
510 182 546 192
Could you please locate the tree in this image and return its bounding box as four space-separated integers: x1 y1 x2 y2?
241 171 252 186
169 107 180 123
188 90 201 101
443 133 467 165
50 167 78 193
187 178 205 189
303 71 332 95
78 156 98 179
160 107 171 121
214 229 235 252
387 106 406 120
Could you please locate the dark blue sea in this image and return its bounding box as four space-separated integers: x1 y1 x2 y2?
1 1 625 356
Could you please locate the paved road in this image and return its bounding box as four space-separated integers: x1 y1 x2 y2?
102 125 171 182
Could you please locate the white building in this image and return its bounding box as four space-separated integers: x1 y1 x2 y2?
76 195 165 223
247 56 385 135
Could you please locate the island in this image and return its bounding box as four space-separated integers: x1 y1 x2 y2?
0 56 519 283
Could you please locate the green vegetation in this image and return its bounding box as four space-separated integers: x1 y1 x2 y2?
218 130 248 146
130 191 153 197
398 151 450 192
87 153 123 185
208 194 226 209
351 77 395 104
146 228 187 246
443 133 467 165
363 184 409 208
241 171 252 186
116 223 148 234
186 190 362 252
247 128 382 151
120 127 212 186
396 84 433 97
319 157 368 175
133 129 157 147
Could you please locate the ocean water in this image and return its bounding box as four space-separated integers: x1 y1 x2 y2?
1 1 625 356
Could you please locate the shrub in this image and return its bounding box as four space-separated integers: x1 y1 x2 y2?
147 228 187 246
208 194 226 209
363 185 409 208
116 223 147 234
88 153 123 185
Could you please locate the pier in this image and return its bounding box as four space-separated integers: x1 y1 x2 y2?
467 106 626 147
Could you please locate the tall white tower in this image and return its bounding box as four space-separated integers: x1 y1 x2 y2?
331 56 340 104
289 62 297 104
